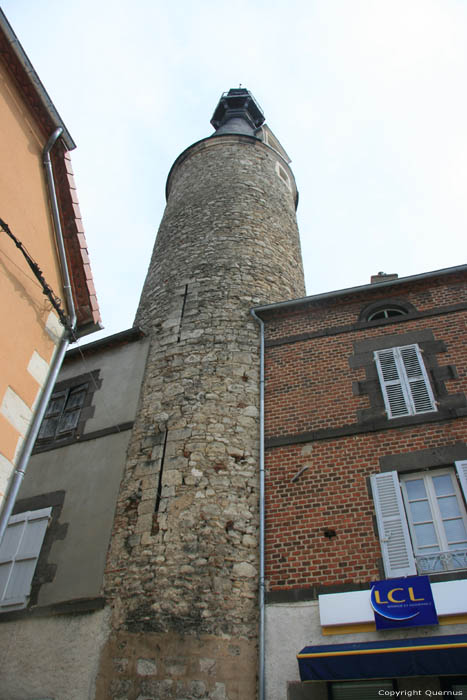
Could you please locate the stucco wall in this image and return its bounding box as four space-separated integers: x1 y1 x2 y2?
0 608 110 700
20 430 132 604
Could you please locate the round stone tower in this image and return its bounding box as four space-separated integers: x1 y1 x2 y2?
99 89 305 699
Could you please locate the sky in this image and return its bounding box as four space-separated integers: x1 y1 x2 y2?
2 0 467 342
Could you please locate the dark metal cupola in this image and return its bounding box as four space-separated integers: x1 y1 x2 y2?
210 87 265 136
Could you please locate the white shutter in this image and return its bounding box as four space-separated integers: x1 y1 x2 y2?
374 348 410 418
399 345 436 414
455 460 467 503
0 508 51 610
370 472 416 577
374 344 436 418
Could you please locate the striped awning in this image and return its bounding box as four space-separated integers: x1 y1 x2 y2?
297 634 467 680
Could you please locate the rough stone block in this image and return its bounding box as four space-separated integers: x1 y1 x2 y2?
137 658 157 676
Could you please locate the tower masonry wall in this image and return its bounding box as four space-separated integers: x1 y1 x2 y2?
98 134 305 698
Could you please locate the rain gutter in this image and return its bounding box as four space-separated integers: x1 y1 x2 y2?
0 128 76 543
252 265 467 316
251 308 266 700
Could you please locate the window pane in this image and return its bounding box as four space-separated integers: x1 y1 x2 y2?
45 393 66 417
438 495 461 519
409 500 432 523
66 386 87 410
405 479 427 500
433 474 455 497
38 417 59 440
57 409 80 434
444 519 467 544
368 308 406 321
414 522 438 547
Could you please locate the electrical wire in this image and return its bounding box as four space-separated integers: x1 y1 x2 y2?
0 217 71 331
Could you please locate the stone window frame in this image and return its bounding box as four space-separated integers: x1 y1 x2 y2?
33 370 101 453
351 329 467 428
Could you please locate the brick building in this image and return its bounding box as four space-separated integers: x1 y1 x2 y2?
253 266 467 699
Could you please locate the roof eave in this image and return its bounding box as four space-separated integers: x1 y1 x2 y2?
0 9 75 150
253 264 467 316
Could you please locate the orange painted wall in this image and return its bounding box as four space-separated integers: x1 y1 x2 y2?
0 62 66 492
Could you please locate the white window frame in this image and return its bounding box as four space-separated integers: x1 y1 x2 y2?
374 343 437 419
0 507 51 611
371 461 467 578
367 307 407 321
400 469 467 568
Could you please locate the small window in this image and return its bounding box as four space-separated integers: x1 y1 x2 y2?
37 383 88 443
367 307 407 321
359 299 415 324
275 161 292 191
374 344 437 418
0 508 51 611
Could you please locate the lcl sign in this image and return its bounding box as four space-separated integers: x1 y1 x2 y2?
370 576 438 630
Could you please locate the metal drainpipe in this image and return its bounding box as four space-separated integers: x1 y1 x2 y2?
0 127 76 543
251 308 265 700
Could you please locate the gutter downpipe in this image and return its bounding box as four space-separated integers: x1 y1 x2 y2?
251 308 265 700
0 127 76 543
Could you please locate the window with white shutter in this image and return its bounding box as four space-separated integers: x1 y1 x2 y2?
370 472 417 578
0 508 51 611
372 466 467 577
374 344 437 418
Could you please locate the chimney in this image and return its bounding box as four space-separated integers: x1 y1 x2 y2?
371 271 398 284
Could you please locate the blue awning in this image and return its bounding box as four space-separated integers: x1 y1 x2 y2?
298 634 467 681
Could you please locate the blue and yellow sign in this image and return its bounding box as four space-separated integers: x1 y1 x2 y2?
370 576 438 630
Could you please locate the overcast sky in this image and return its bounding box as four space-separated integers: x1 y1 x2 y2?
2 0 467 342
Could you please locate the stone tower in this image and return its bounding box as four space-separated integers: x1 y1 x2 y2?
98 89 305 699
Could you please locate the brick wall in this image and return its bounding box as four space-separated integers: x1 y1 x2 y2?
263 271 467 594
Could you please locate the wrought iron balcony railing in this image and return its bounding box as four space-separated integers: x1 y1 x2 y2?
416 549 467 574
